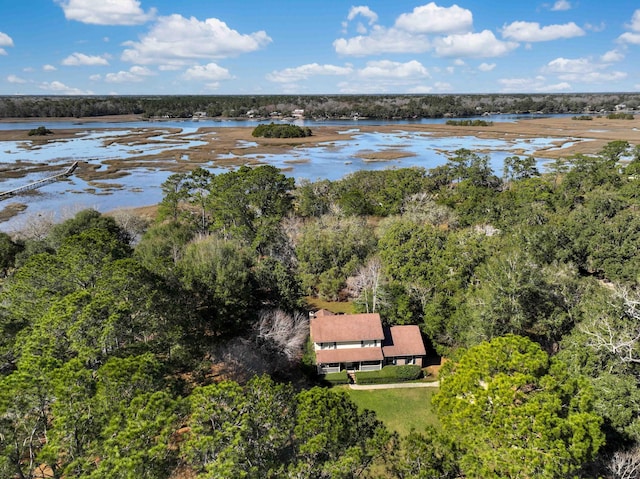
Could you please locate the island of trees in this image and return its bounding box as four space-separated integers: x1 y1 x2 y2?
252 122 312 138
1 140 640 477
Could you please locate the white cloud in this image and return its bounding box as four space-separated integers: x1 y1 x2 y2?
434 30 518 58
182 63 232 82
43 64 57 71
434 81 453 91
267 63 353 83
499 77 543 91
545 82 572 91
334 26 430 56
544 57 627 83
628 9 640 31
408 85 433 93
499 76 570 92
566 71 627 82
601 49 624 62
453 59 465 66
7 75 26 84
478 62 496 72
347 6 378 25
618 32 640 45
56 0 156 25
62 52 109 66
0 31 14 55
502 22 585 42
39 81 93 95
104 66 154 83
584 22 606 33
502 21 585 42
617 10 640 44
335 3 475 57
394 2 473 34
0 32 13 47
334 60 439 93
551 0 571 11
544 57 597 74
358 60 429 79
121 15 271 65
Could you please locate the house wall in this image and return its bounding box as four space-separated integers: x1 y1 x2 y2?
360 361 383 371
318 363 341 374
314 340 380 350
386 356 424 366
337 341 365 349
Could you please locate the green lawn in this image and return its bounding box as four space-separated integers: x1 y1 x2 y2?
305 297 356 314
344 387 440 436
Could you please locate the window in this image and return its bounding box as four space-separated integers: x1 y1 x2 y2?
321 342 337 350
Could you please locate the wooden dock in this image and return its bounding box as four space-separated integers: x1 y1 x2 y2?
0 161 79 200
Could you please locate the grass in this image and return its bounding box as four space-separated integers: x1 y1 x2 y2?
305 297 356 314
343 387 440 436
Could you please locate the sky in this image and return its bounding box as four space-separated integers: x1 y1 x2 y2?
1 0 640 96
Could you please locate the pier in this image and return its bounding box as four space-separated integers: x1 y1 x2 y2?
0 162 79 200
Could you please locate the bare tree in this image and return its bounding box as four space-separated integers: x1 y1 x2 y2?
580 286 640 364
110 209 150 245
346 256 386 313
401 192 458 227
11 210 56 241
608 447 640 479
256 309 309 362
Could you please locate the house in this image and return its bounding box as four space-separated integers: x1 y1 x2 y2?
310 310 426 374
292 109 305 119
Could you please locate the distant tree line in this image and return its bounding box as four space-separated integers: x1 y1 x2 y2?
0 93 639 120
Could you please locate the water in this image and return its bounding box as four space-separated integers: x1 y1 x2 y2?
0 117 582 232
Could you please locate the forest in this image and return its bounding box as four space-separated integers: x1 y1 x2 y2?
1 92 640 120
1 140 640 478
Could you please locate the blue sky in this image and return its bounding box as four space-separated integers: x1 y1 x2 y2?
1 0 640 95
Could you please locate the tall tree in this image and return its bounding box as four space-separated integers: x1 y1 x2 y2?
434 335 604 479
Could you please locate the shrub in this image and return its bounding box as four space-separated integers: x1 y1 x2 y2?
395 364 423 380
572 115 593 120
607 112 634 120
322 370 349 385
445 119 493 126
355 365 423 384
28 126 53 136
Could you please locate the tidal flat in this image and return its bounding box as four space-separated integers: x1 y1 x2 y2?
0 115 638 232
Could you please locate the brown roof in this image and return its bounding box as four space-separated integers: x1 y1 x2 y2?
310 313 385 343
382 325 427 357
315 347 384 363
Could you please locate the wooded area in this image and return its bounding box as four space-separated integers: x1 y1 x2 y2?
1 92 640 120
1 140 640 477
